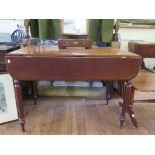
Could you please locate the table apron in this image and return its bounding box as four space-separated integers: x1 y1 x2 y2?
5 56 141 81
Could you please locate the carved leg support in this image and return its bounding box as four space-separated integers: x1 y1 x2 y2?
127 87 138 128
31 81 38 105
14 80 25 132
120 81 138 128
106 81 113 105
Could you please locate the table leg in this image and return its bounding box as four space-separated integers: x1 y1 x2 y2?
127 87 138 128
14 80 25 132
31 81 38 105
119 81 125 97
120 81 138 128
106 81 113 105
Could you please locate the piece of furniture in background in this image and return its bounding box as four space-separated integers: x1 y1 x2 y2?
129 65 155 127
128 42 155 101
0 45 19 72
119 41 155 98
128 41 155 72
119 42 155 128
6 45 141 131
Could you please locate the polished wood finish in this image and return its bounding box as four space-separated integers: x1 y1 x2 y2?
5 45 142 131
133 71 155 91
58 39 92 49
128 41 155 58
128 42 155 91
7 45 140 57
128 41 155 71
6 56 141 81
6 46 141 81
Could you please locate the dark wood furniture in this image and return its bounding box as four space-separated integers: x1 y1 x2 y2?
5 45 141 131
0 45 19 72
118 42 155 129
127 42 155 119
128 41 155 71
58 39 92 49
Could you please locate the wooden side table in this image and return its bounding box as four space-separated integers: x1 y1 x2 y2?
5 45 142 131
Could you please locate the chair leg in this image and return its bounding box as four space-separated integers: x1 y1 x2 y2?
106 81 113 105
31 81 38 105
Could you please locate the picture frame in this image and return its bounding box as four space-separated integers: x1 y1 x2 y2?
119 19 155 29
0 74 18 123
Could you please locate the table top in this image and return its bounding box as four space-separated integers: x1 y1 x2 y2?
6 45 142 81
7 45 140 58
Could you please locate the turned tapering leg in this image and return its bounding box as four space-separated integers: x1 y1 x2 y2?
14 80 25 132
31 81 38 105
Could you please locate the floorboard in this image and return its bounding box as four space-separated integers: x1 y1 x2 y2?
0 91 155 135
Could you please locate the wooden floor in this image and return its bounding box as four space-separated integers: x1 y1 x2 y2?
0 92 155 135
